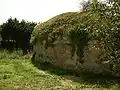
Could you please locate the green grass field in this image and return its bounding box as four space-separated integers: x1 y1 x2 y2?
0 50 120 90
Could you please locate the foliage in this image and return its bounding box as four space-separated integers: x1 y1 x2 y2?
68 24 90 63
84 0 120 74
80 0 107 12
31 12 88 44
1 17 36 54
79 0 120 74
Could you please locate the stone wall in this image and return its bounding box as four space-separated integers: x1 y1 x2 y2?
33 40 110 73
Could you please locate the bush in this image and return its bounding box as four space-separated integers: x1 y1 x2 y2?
1 18 36 54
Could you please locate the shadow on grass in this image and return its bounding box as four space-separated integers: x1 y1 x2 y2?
32 59 120 89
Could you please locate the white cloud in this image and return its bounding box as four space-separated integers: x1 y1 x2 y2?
0 0 79 24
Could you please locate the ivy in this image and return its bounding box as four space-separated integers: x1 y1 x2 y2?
68 24 90 63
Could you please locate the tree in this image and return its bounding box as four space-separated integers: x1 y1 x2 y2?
79 0 120 74
79 0 91 11
85 0 120 74
1 17 37 54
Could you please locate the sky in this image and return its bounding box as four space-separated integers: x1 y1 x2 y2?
0 0 80 24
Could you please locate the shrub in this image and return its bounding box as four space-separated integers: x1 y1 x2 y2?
1 18 36 54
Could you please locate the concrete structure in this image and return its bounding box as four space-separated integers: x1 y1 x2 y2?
33 40 110 74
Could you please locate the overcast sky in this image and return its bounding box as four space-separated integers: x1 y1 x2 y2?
0 0 80 24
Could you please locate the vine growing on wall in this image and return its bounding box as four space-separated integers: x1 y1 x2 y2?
68 24 90 64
